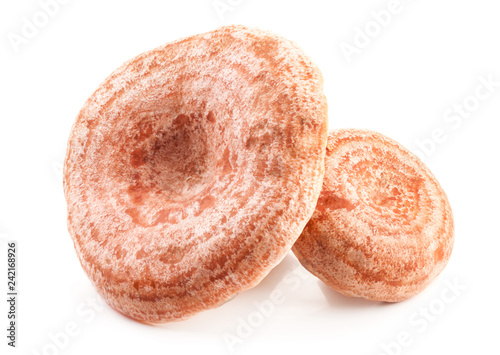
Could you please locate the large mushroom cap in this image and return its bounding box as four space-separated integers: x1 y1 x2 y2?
293 129 454 302
64 25 328 323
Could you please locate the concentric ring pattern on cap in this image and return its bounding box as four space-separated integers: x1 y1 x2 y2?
64 25 328 323
293 129 454 302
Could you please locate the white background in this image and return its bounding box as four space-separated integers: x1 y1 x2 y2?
1 0 499 354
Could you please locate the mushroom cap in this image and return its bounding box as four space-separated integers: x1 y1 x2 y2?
64 25 328 322
293 129 454 302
